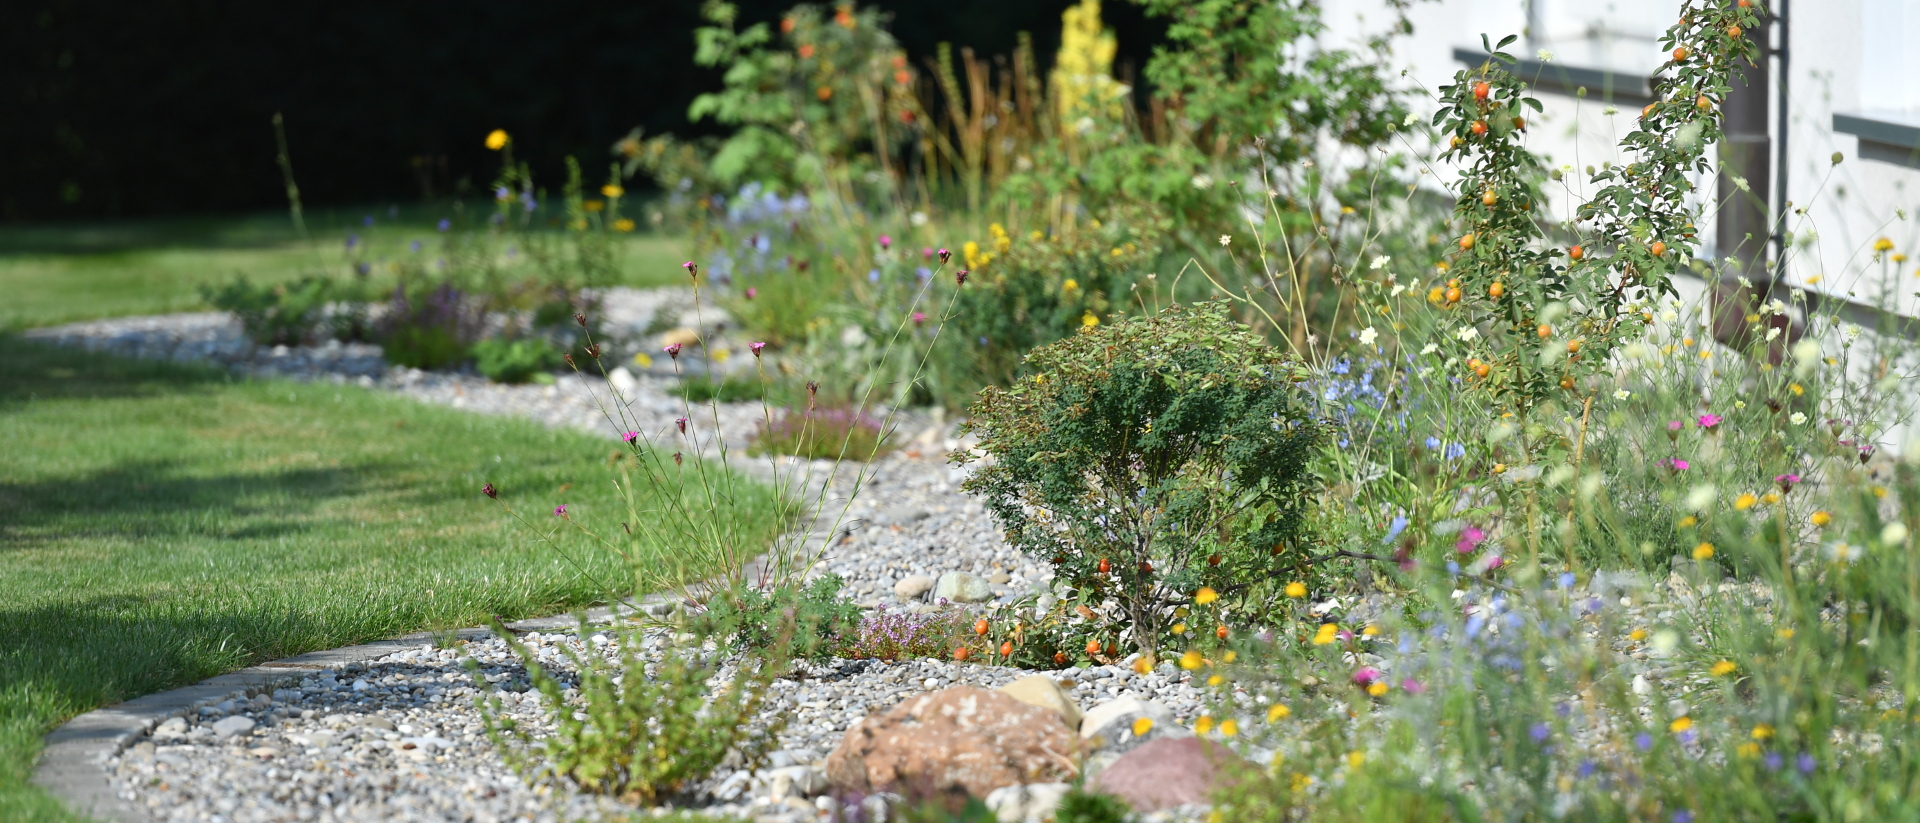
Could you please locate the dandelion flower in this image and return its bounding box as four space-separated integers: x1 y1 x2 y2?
601 184 624 198
1670 716 1694 733
1180 649 1205 670
1875 237 1895 252
1810 510 1832 527
1347 751 1366 769
1195 587 1219 605
1285 582 1307 598
1366 682 1389 696
612 218 636 232
1630 628 1648 641
1195 716 1215 734
1709 660 1737 676
1207 674 1224 687
1751 723 1775 740
485 129 509 150
1692 543 1715 560
1220 719 1239 737
1312 624 1338 645
1267 704 1292 722
1734 493 1758 510
1130 717 1154 736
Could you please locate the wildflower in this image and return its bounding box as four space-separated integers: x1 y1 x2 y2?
482 482 498 498
1456 525 1486 554
1630 628 1649 641
745 287 758 300
1401 677 1427 694
1537 48 1554 61
1635 732 1654 751
1382 516 1409 544
621 431 640 445
911 311 927 324
674 417 688 433
750 342 766 357
1886 522 1911 544
436 218 451 232
1667 420 1685 438
1669 716 1693 733
1358 326 1378 345
1456 326 1479 342
1195 587 1219 605
1347 751 1366 769
1352 667 1382 686
1081 312 1098 327
1266 704 1292 722
1735 493 1758 510
1207 673 1223 686
1789 412 1807 425
1312 624 1339 645
1132 656 1154 675
1875 237 1895 252
1737 742 1762 758
1752 723 1775 740
553 504 568 517
1530 723 1551 742
1697 413 1722 429
938 248 952 264
1220 719 1239 737
1775 473 1800 493
1190 173 1213 189
1660 458 1690 472
1763 751 1784 771
1222 651 1236 663
878 234 892 249
1286 582 1307 598
1219 235 1232 247
1672 812 1694 823
682 261 698 276
612 218 636 232
1130 717 1153 736
1797 752 1816 774
1614 389 1631 400
672 452 682 466
1195 716 1215 734
1810 510 1831 527
664 343 682 359
485 129 509 150
1692 543 1715 560
1709 660 1737 676
1366 682 1388 696
1180 650 1205 670
1172 623 1188 635
1370 255 1391 270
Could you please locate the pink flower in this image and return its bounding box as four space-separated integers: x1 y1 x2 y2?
750 341 767 357
745 287 757 300
1697 414 1722 430
911 311 927 324
956 269 969 285
1456 525 1486 554
682 261 697 276
878 234 892 249
621 431 640 444
1337 628 1355 642
1668 420 1685 431
1774 473 1801 492
1660 458 1690 471
921 247 934 260
1400 678 1427 694
553 504 568 517
1485 555 1505 570
1352 667 1383 686
664 343 682 359
675 416 688 433
937 248 952 264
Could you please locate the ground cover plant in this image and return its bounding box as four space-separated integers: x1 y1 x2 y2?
0 335 783 822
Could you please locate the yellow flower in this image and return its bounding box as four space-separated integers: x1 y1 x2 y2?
1131 717 1155 736
1709 660 1737 676
1776 628 1794 640
1789 382 1805 396
1366 681 1389 696
713 348 731 363
1811 510 1832 527
1172 622 1188 635
1285 582 1307 598
1195 587 1219 605
1630 628 1649 641
963 240 982 269
1762 492 1780 505
1267 704 1292 722
1692 542 1715 561
583 200 605 212
485 129 509 150
1734 493 1757 511
1312 624 1338 646
1062 278 1079 293
1737 742 1761 758
1290 772 1314 791
1195 716 1215 734
632 353 653 368
1133 656 1155 675
1677 515 1697 528
570 218 588 231
1362 624 1380 636
1220 719 1239 737
1222 651 1236 663
1346 751 1366 769
1207 674 1224 687
1874 237 1895 252
1111 248 1123 257
601 184 624 198
1751 723 1775 740
612 218 636 232
1082 312 1100 328
1873 485 1890 499
1180 650 1205 670
1030 230 1045 241
1670 716 1693 733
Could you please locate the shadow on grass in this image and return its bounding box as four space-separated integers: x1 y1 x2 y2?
0 334 233 409
0 459 376 549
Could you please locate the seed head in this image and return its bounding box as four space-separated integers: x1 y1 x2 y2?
574 313 587 328
956 269 969 285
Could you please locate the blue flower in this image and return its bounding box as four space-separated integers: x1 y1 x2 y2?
1465 614 1485 638
868 269 881 283
1797 752 1816 774
1576 760 1596 778
345 234 359 249
409 240 422 253
437 218 451 232
1425 436 1441 450
1672 812 1694 823
1446 561 1460 575
1634 732 1654 751
1529 723 1551 742
362 215 374 226
1382 516 1408 544
1558 572 1576 589
915 266 933 282
1763 752 1783 772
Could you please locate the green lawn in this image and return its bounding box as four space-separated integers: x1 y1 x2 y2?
0 208 690 331
0 336 782 822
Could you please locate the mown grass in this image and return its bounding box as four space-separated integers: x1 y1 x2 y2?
0 336 783 821
0 208 690 331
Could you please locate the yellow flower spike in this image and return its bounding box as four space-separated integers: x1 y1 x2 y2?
1670 716 1694 733
485 129 509 150
1172 623 1188 635
1222 651 1236 664
1692 542 1715 561
601 184 624 198
1751 723 1775 740
1267 704 1292 722
1362 624 1381 637
1195 716 1215 734
1366 681 1389 696
1180 650 1205 670
1207 674 1224 687
1130 717 1155 737
1285 582 1307 598
1709 660 1738 676
1195 587 1219 605
1734 493 1757 511
1312 625 1338 646
1811 511 1832 527
1347 751 1366 769
1630 628 1649 641
1133 656 1155 675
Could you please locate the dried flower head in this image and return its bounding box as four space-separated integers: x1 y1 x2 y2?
482 482 498 499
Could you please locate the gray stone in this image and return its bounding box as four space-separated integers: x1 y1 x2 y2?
875 507 930 526
987 571 1012 585
210 716 255 740
1079 697 1191 756
894 575 936 601
984 782 1071 823
766 765 829 799
935 571 993 603
356 716 397 731
154 717 188 735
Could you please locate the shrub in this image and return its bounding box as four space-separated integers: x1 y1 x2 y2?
958 302 1323 655
201 274 337 346
472 337 563 384
748 405 893 461
470 618 786 806
691 574 861 662
380 279 482 370
669 374 766 404
1053 786 1133 823
842 606 970 662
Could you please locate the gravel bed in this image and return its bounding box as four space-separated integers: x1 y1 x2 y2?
106 630 1213 823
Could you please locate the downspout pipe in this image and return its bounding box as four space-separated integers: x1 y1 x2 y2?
1709 4 1796 362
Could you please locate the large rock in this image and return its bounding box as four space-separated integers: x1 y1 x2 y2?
894 574 936 601
935 572 993 603
826 686 1082 802
1089 737 1250 812
1079 696 1191 756
997 675 1082 731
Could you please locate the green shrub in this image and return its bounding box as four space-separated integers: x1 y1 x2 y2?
470 617 786 806
472 337 562 384
379 279 480 370
201 274 337 346
669 374 765 403
958 302 1323 655
1053 785 1133 823
747 406 894 461
691 574 861 662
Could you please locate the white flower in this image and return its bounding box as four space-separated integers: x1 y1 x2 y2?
1660 309 1679 323
1359 326 1379 345
1421 343 1439 355
1190 174 1214 190
1537 49 1554 62
1826 541 1862 564
1403 112 1418 126
1613 389 1632 400
1390 284 1407 297
1734 400 1747 409
909 211 929 226
1602 105 1619 115
1843 323 1862 343
1456 326 1479 342
1219 235 1232 247
1765 327 1781 341
1737 276 1753 289
1789 412 1808 425
1886 523 1912 545
1370 255 1391 270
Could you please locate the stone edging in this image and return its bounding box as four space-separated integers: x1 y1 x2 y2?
31 599 674 823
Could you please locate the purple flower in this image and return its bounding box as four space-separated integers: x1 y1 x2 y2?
345 233 360 249
745 287 758 299
1399 677 1426 694
682 261 698 276
622 431 640 444
1576 760 1596 778
956 269 969 285
1678 730 1697 745
1796 752 1816 774
937 248 951 264
912 311 927 324
664 343 682 359
750 342 767 357
1485 555 1504 570
1456 526 1485 554
1697 413 1722 429
553 504 568 517
868 269 881 283
437 218 451 231
1530 723 1551 742
1660 458 1690 471
482 483 497 499
1635 732 1654 751
878 234 892 249
1351 667 1382 686
409 240 422 253
1382 516 1409 544
1558 572 1576 589
675 417 688 434
1763 752 1783 772
1775 473 1801 493
1672 811 1694 823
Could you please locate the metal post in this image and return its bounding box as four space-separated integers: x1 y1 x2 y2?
1710 5 1792 361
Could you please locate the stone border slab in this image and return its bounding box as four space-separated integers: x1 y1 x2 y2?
31 599 671 823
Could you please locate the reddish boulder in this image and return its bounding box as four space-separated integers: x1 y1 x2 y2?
826 686 1083 801
1089 736 1250 812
